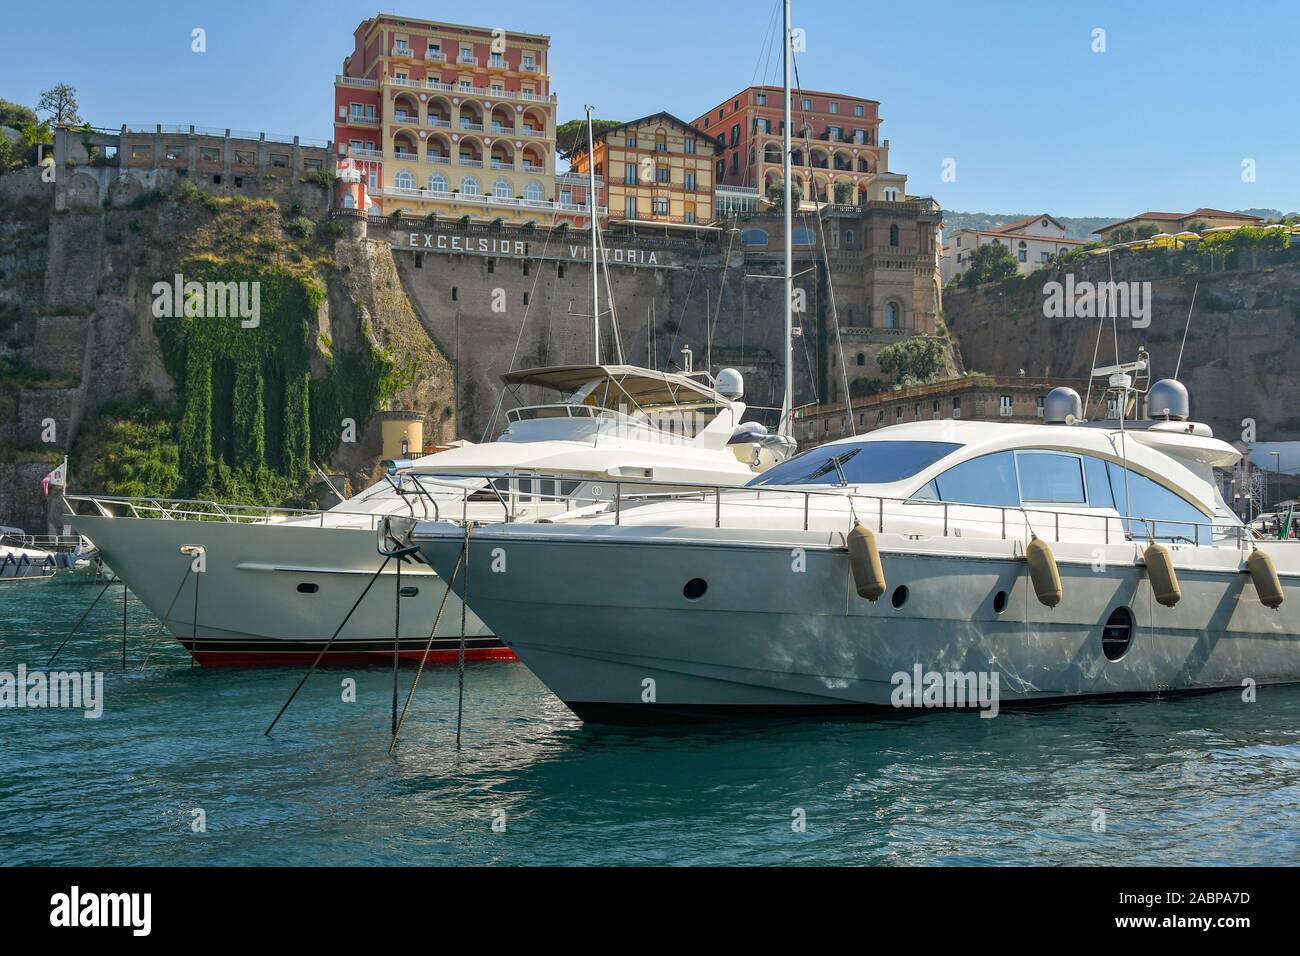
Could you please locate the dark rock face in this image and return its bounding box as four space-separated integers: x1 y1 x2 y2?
944 247 1300 444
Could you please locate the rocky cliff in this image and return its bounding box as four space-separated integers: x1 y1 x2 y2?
0 165 452 534
943 245 1300 444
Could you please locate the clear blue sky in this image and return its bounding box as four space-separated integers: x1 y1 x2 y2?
3 0 1296 217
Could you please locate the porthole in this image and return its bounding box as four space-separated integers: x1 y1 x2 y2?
1102 606 1134 661
297 583 319 594
399 586 419 598
891 585 909 609
992 590 1008 614
683 578 708 600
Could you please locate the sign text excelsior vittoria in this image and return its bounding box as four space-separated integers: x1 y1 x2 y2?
395 231 672 269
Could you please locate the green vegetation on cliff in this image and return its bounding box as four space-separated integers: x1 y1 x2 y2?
70 183 403 507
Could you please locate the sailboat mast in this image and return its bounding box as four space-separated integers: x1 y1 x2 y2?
780 0 794 439
585 105 600 365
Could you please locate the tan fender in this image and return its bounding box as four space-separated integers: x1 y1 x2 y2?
847 522 886 601
1246 548 1284 609
1025 536 1062 608
1143 542 1182 608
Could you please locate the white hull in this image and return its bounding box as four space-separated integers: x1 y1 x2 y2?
70 513 500 666
412 523 1300 719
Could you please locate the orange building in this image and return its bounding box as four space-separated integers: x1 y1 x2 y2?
568 113 721 225
333 15 584 224
692 85 906 206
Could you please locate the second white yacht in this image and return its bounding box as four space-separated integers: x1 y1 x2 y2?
65 364 789 665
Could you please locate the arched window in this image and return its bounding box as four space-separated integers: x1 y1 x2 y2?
856 352 865 366
342 192 357 209
493 178 512 199
460 176 481 195
889 223 900 247
395 169 416 189
740 228 769 246
792 227 816 246
524 180 544 202
428 173 448 192
885 302 900 328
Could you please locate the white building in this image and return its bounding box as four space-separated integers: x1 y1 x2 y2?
940 213 1088 285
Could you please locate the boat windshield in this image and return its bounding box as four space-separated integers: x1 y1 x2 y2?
747 440 962 487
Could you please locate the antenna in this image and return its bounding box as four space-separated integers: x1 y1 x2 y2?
584 105 600 364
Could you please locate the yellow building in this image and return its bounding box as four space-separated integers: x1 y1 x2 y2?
569 113 721 225
1094 207 1262 243
334 15 572 225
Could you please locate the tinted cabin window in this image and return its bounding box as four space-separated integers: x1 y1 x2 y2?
1083 455 1114 509
1016 452 1086 503
931 451 1019 507
1106 462 1209 544
748 441 961 487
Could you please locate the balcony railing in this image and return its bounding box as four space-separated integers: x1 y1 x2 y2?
490 123 515 134
425 50 447 62
459 121 484 132
336 74 379 89
428 117 451 128
459 157 483 167
522 62 540 72
347 146 385 161
348 113 380 126
419 79 554 105
427 154 451 164
489 159 514 170
393 113 416 124
389 76 420 88
392 151 419 161
520 162 545 173
392 46 412 57
381 184 605 215
458 54 479 66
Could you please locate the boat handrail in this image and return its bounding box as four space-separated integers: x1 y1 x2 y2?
62 494 388 530
397 469 1273 549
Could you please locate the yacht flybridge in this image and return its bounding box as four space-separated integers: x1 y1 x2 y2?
401 375 1300 720
64 364 789 665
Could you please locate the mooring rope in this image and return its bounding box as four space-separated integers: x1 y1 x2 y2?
138 562 196 670
455 522 471 749
388 544 466 755
264 554 394 737
44 579 114 666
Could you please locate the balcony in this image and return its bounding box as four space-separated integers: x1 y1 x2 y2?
427 154 451 164
392 150 419 162
336 74 379 89
458 54 479 66
459 121 484 132
522 62 540 72
427 117 451 128
459 157 483 167
393 112 417 125
381 184 605 215
347 112 380 127
388 76 421 89
490 123 515 134
489 159 514 170
520 162 545 173
391 46 412 58
425 50 447 62
347 146 385 161
425 80 455 93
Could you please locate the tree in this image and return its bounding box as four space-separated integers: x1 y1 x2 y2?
554 118 623 160
0 97 38 130
38 83 81 127
833 180 855 204
875 337 947 386
1133 223 1159 240
766 178 802 208
959 242 1018 288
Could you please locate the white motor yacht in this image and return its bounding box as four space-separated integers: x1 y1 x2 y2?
65 364 790 665
404 375 1300 720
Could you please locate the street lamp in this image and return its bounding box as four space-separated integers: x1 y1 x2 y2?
1270 451 1282 511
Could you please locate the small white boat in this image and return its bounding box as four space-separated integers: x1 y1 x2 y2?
0 531 57 583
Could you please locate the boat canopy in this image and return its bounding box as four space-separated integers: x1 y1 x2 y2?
501 365 732 411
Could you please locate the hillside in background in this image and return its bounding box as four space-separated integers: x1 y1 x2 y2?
940 209 1290 241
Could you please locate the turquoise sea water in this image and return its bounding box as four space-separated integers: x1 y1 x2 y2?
2 580 1298 866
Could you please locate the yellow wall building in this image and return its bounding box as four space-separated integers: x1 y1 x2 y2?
335 15 585 225
570 113 721 225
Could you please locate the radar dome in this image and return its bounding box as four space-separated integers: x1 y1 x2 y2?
1043 387 1083 425
1147 379 1189 421
715 368 745 400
